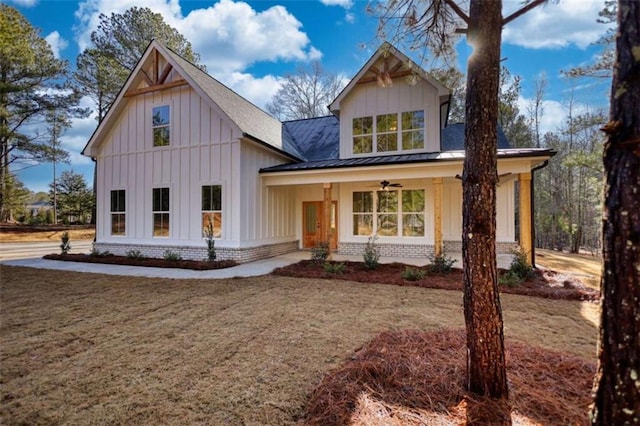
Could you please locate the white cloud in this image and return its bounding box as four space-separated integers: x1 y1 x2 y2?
502 0 611 49
44 31 68 59
74 0 322 75
6 0 38 7
219 72 282 110
345 12 355 24
319 0 353 8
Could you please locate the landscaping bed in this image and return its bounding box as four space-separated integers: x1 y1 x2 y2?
43 253 237 270
273 260 600 301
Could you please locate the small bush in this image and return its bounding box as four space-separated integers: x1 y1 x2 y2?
401 266 426 281
163 250 182 261
90 248 112 257
126 249 144 259
311 242 329 264
203 219 217 262
323 261 346 274
60 232 71 255
499 248 535 287
426 252 457 273
363 235 380 270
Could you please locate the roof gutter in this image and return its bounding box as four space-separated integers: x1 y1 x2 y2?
530 159 550 268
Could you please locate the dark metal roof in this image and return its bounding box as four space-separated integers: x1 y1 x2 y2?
282 116 339 161
441 123 511 150
260 148 555 173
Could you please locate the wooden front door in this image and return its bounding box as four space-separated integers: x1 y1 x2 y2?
302 201 337 249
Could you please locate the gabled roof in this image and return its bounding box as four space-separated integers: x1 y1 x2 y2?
328 42 450 117
82 40 285 157
442 123 511 150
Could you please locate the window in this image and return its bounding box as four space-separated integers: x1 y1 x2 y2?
352 117 373 154
376 114 398 152
202 185 222 238
353 191 373 236
402 190 425 236
152 187 170 237
352 110 424 154
110 190 125 236
352 189 425 237
152 105 170 147
402 111 425 150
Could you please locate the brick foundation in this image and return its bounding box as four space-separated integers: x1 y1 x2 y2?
338 242 435 258
443 240 517 254
93 240 299 263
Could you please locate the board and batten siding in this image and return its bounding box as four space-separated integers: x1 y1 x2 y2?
239 141 296 246
441 179 516 243
338 79 441 159
96 85 243 247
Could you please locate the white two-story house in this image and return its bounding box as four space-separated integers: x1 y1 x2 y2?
82 40 554 263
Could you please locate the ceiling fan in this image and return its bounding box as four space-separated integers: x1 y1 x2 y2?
368 180 403 190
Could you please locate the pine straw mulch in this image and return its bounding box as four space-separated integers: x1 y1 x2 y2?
273 260 600 301
42 253 238 270
301 328 596 425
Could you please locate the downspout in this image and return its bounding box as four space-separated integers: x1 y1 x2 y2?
530 160 549 268
92 157 97 243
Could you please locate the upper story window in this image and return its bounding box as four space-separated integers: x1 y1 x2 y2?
352 110 424 155
152 105 170 147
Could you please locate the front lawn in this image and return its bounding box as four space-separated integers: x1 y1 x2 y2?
0 265 599 425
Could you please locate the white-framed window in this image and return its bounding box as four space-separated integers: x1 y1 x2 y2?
201 185 222 238
110 189 126 236
352 110 424 155
152 187 170 237
352 189 425 237
152 105 170 147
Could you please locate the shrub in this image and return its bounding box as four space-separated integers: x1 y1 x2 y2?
90 248 111 257
323 261 346 274
499 248 535 287
203 219 217 262
60 232 71 255
426 252 457 273
401 266 426 281
163 250 182 261
311 242 329 264
363 235 380 270
126 249 144 259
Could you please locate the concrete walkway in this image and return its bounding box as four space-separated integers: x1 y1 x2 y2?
1 251 515 280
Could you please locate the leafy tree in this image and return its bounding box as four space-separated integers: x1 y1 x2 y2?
498 67 533 148
0 4 86 221
374 1 548 422
266 62 344 120
2 172 29 222
591 1 640 422
50 170 94 224
44 109 71 224
74 6 204 120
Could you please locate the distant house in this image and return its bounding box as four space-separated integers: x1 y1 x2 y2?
26 201 52 218
82 40 553 263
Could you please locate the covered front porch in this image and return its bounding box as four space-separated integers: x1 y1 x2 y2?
261 155 538 264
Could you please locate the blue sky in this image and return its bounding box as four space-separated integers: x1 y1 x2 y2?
8 0 612 192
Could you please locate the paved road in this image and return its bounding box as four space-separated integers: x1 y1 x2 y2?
0 240 93 261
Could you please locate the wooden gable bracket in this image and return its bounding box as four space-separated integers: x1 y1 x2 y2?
124 49 186 97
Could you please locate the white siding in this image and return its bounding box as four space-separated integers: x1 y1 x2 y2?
239 141 296 246
96 85 244 248
339 80 441 158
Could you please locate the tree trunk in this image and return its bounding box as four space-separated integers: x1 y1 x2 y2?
462 0 510 422
591 1 640 423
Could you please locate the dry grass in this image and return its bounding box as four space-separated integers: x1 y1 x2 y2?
0 265 599 425
536 249 601 290
0 228 95 242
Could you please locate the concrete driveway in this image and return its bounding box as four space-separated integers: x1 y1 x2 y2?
0 240 93 261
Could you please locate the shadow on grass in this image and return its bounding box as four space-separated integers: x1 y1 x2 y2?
301 329 596 425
